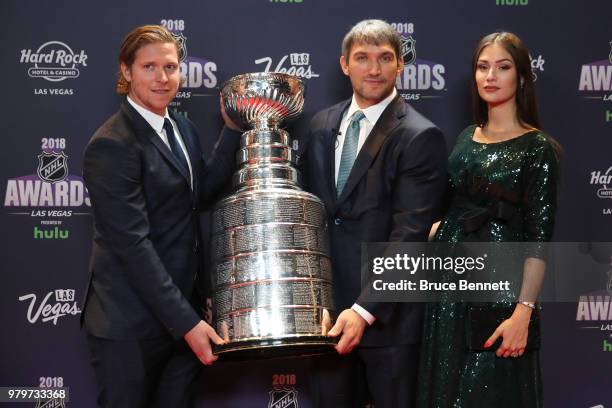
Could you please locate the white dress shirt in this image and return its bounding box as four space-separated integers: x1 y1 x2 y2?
333 88 398 326
127 96 193 188
334 88 397 183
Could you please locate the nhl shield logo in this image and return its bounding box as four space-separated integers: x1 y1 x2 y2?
37 152 68 183
35 397 66 408
401 36 416 65
172 32 188 62
268 387 299 408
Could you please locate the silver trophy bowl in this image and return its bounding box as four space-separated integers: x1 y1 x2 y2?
212 73 336 357
221 72 305 130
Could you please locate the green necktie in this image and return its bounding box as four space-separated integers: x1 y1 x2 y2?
336 111 365 197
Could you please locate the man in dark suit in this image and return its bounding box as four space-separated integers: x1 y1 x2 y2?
82 25 239 408
298 20 447 407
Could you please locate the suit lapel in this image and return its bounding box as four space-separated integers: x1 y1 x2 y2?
121 102 191 185
169 110 198 187
336 95 404 204
325 100 349 203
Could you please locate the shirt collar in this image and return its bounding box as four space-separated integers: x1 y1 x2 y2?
127 96 170 133
346 88 397 125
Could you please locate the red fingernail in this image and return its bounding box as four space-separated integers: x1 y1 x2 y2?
483 341 490 348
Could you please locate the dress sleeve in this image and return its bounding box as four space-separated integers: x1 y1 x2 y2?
518 134 560 302
522 134 559 243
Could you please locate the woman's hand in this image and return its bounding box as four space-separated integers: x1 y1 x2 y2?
483 304 532 358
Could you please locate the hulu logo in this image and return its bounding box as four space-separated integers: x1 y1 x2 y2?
172 109 188 119
33 226 69 240
606 110 611 122
496 0 528 5
604 339 612 352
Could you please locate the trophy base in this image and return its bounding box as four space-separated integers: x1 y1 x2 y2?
213 335 337 361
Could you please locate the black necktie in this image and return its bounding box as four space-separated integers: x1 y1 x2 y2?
163 118 189 172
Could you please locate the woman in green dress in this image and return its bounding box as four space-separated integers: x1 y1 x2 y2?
417 32 561 407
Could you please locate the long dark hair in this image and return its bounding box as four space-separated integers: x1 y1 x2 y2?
471 32 562 157
471 31 539 129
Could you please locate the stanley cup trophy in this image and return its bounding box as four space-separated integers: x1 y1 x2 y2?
211 72 336 357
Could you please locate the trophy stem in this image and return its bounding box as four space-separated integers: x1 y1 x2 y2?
251 118 281 131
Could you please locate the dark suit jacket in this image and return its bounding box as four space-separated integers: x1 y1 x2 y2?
82 101 238 341
298 95 447 346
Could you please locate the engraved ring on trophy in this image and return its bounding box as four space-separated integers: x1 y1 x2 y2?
212 72 336 357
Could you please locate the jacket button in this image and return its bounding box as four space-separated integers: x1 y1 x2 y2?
334 218 342 226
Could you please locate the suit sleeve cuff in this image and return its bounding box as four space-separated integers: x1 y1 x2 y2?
351 303 376 325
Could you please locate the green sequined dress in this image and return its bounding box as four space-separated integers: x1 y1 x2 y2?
417 125 559 408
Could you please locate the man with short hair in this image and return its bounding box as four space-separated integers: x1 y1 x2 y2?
82 25 239 408
298 19 447 407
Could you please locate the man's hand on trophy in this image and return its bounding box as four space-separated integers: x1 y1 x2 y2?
327 309 367 355
220 96 242 132
184 320 226 365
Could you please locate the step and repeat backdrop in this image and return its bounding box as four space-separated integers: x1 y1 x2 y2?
1 0 611 407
